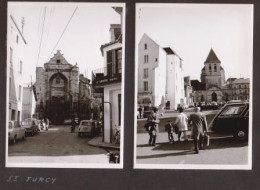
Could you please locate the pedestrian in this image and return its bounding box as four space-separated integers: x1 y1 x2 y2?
188 107 208 154
165 120 175 144
174 107 189 142
71 117 77 133
138 105 142 119
44 117 49 131
40 119 45 131
147 108 159 146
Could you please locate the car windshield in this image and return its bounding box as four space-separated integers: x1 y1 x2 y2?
81 122 93 126
220 105 245 116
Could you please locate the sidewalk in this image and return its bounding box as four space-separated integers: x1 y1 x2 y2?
88 136 120 150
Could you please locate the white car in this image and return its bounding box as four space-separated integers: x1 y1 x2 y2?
8 121 26 144
78 120 100 137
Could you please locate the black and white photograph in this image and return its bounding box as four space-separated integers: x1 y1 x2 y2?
6 2 124 168
134 3 253 169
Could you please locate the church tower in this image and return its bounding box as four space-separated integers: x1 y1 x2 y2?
201 48 225 89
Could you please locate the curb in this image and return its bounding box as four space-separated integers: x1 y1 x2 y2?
88 137 120 150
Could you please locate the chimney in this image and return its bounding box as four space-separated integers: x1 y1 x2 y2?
109 24 121 42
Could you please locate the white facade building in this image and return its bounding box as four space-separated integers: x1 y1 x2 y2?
22 86 36 120
7 15 27 121
138 34 184 110
92 7 123 143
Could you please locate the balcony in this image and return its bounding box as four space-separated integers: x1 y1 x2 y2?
92 64 122 87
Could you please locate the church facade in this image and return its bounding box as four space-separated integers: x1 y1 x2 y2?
34 50 92 124
191 49 250 104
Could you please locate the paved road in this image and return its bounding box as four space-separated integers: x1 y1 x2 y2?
8 125 110 164
136 131 248 165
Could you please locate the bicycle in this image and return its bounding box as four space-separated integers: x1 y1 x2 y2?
112 126 120 144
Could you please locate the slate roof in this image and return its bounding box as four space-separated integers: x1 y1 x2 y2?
204 48 221 63
232 78 250 84
163 47 183 60
191 80 206 90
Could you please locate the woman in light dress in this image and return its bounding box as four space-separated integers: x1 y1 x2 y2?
174 107 188 142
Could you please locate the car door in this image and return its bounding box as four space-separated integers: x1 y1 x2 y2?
213 104 247 134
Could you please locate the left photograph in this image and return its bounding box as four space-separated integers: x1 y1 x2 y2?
6 2 124 168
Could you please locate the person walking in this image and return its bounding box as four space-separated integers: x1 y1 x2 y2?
147 109 159 146
165 120 175 144
138 106 142 119
174 107 188 142
188 107 208 154
44 117 49 131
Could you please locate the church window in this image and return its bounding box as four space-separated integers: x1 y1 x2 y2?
214 64 217 72
144 44 147 49
209 64 212 72
57 59 60 63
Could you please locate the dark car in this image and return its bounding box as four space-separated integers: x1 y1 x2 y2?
210 102 249 141
21 118 40 136
201 102 219 110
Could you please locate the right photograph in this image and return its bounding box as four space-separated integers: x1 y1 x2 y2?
134 3 253 169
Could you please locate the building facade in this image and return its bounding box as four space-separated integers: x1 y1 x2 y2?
7 15 27 121
34 50 91 124
92 7 123 143
138 34 185 110
22 85 37 120
184 76 194 107
191 48 250 103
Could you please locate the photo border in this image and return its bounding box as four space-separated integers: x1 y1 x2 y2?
134 3 253 170
5 1 126 169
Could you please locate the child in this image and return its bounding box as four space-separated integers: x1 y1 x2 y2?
165 120 175 144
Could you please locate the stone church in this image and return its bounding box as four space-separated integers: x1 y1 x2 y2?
191 48 231 103
34 50 92 124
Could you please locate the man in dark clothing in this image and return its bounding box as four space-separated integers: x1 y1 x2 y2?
188 107 208 154
138 106 142 119
147 110 159 146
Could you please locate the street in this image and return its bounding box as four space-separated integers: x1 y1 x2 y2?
136 110 249 165
8 125 110 164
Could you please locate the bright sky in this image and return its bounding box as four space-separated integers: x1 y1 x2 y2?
8 2 122 84
136 4 253 81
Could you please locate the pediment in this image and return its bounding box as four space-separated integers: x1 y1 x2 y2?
46 50 71 66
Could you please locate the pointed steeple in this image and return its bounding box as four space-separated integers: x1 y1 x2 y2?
204 48 221 63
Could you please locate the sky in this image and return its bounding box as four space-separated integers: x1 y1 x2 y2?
136 4 253 81
8 2 122 84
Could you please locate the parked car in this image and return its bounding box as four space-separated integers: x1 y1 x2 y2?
78 120 101 137
143 106 164 118
210 102 249 141
8 121 26 144
21 118 40 136
200 102 219 110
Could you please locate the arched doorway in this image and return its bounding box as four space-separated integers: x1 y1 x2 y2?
47 73 70 124
200 95 205 102
212 92 217 102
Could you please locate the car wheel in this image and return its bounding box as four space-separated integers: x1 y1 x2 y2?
22 133 26 140
78 132 81 137
234 129 247 142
